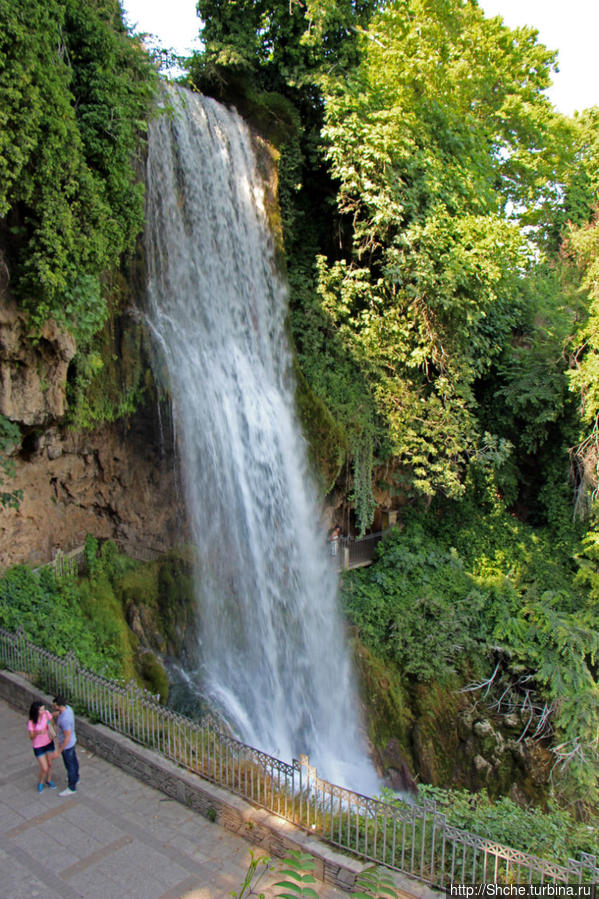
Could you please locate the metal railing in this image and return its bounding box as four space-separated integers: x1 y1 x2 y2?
1 627 597 888
333 532 384 571
32 541 165 576
33 546 87 579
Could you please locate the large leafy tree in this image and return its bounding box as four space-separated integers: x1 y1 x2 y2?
0 0 155 341
193 0 376 95
313 0 568 513
190 0 573 530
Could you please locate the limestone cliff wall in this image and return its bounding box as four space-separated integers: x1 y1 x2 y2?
0 297 184 568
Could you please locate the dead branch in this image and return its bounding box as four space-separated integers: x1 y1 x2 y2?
459 661 501 696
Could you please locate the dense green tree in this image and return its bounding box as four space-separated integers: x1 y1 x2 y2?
312 0 570 517
533 108 599 515
192 0 375 96
0 0 155 341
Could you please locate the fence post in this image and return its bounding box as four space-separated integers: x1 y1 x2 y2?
573 853 597 885
66 650 76 698
342 545 350 570
17 626 25 669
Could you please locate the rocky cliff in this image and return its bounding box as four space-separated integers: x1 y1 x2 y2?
0 297 183 568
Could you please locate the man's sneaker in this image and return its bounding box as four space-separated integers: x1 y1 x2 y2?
45 780 56 789
59 787 76 797
37 783 44 794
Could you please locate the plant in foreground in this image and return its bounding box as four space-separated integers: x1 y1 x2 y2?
232 851 399 898
353 865 400 898
273 851 319 898
230 849 271 898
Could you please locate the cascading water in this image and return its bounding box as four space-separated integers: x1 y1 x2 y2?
145 85 378 792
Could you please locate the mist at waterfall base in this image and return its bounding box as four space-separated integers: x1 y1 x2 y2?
145 86 378 795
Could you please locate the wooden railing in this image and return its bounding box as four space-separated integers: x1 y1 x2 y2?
37 532 383 578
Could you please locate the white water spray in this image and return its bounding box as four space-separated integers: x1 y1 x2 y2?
145 86 377 792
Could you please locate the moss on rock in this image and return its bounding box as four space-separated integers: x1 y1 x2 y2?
65 269 153 430
353 633 552 806
139 651 170 702
117 546 197 659
295 363 347 494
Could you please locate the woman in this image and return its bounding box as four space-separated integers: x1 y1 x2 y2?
27 701 56 793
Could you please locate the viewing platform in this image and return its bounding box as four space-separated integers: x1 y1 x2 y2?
331 510 398 571
333 532 384 571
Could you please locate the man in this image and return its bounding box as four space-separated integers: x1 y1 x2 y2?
52 695 79 796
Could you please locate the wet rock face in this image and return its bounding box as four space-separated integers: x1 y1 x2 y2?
0 285 186 567
0 411 184 568
0 300 76 426
377 737 418 794
360 655 555 806
453 710 554 800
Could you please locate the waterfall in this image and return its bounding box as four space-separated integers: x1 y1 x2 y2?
144 85 377 793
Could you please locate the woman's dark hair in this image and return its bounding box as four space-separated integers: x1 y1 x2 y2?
29 701 44 723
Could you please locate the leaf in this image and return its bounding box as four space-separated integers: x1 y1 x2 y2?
274 891 319 899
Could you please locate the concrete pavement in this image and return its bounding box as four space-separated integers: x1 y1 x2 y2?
0 698 351 899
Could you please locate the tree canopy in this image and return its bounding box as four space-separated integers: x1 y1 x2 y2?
0 0 156 341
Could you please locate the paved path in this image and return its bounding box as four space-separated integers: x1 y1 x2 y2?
0 698 350 899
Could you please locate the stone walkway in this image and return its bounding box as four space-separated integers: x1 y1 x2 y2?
0 698 351 899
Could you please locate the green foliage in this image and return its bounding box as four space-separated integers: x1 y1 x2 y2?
0 564 126 676
157 550 196 652
273 851 318 899
0 540 184 700
65 297 151 429
231 851 320 899
490 268 575 452
0 414 22 509
343 482 599 805
294 363 347 494
417 785 599 865
343 526 486 680
564 186 599 511
190 0 371 102
0 0 156 341
353 865 399 899
316 0 567 505
139 652 169 701
232 852 400 898
84 534 100 578
230 850 270 899
548 108 599 247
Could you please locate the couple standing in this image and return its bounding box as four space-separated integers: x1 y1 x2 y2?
27 695 79 796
